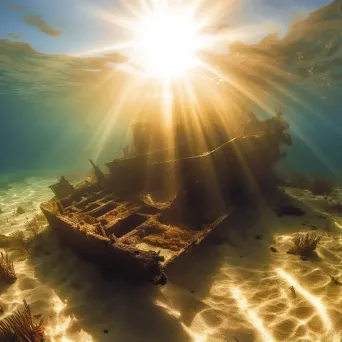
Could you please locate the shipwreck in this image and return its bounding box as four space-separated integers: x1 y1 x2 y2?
41 111 292 285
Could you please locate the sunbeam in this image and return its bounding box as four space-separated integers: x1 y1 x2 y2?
232 287 275 342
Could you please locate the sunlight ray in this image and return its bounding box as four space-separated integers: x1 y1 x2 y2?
86 7 136 31
73 41 137 57
88 79 140 161
232 287 275 342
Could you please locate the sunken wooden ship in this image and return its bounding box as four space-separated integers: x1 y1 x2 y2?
40 111 292 285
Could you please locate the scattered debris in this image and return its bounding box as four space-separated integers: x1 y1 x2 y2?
270 246 278 253
327 274 342 286
0 252 17 284
287 232 321 256
255 235 263 240
104 329 109 334
0 300 47 341
289 286 297 298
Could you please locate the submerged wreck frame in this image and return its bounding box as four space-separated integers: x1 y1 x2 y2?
41 115 291 285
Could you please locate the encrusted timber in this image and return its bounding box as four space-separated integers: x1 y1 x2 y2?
40 205 166 285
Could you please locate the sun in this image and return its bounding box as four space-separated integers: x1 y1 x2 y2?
134 9 204 79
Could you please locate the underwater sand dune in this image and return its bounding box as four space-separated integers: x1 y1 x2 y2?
0 178 341 341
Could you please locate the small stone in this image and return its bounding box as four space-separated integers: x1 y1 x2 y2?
270 246 278 253
104 329 109 334
16 206 25 215
255 235 263 240
34 314 42 319
275 205 305 217
190 290 195 294
0 307 4 314
0 208 3 215
240 255 243 258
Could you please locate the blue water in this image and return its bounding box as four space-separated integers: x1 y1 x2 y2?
1 1 342 183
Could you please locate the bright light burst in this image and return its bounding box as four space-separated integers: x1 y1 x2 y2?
133 8 204 79
86 0 228 80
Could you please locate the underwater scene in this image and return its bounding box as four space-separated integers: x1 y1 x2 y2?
0 0 342 341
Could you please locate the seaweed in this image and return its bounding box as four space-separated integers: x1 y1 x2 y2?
287 232 321 256
0 252 17 284
0 300 47 342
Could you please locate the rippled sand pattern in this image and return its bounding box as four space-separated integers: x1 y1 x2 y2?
0 180 341 342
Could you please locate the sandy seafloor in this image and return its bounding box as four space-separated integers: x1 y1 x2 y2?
0 177 341 342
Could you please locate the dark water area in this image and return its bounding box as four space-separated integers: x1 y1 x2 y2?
1 0 342 183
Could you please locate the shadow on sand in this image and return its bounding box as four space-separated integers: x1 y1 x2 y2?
28 202 276 341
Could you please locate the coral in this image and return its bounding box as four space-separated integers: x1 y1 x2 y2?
25 219 39 238
25 214 47 238
0 252 17 284
9 231 30 258
287 232 321 256
0 300 47 342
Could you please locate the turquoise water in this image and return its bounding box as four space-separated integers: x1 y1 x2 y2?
0 1 342 182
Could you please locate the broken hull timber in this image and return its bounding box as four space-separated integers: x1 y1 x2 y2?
40 192 231 285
